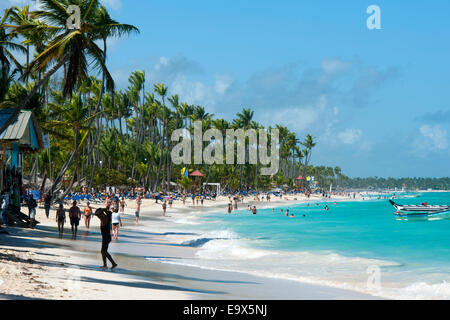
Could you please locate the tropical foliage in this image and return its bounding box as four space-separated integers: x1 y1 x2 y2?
0 0 318 196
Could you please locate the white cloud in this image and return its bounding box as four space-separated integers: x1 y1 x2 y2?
257 95 327 132
338 128 363 145
419 125 448 150
214 74 234 95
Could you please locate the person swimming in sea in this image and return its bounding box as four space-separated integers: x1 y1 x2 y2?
324 205 329 211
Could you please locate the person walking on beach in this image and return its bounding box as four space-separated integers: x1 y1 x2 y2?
228 202 232 214
44 193 52 219
1 192 9 227
162 200 167 217
56 203 66 238
111 209 122 240
27 195 37 229
120 197 126 213
95 208 117 270
113 197 120 213
69 201 81 238
83 202 92 229
135 195 141 224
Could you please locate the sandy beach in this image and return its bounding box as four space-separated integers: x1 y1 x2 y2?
0 194 378 300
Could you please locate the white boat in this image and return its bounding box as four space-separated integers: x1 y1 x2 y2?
389 200 450 216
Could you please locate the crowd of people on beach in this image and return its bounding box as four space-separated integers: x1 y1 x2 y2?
0 184 364 271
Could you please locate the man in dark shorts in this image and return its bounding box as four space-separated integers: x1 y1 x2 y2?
95 208 117 270
69 201 81 238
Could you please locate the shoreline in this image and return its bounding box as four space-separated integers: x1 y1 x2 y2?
0 193 381 300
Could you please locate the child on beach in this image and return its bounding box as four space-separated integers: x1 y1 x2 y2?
111 209 122 240
95 208 117 270
56 203 66 237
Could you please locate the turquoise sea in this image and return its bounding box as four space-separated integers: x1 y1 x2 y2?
148 192 450 299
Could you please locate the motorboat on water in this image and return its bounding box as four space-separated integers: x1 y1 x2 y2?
389 200 450 217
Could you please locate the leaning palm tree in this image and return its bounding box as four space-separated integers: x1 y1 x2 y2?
47 91 101 196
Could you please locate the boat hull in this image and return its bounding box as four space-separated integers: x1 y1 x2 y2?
389 200 450 217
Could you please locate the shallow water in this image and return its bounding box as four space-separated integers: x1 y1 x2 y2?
146 192 450 299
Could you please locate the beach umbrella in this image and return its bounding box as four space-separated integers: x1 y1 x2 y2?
190 170 204 177
190 170 204 191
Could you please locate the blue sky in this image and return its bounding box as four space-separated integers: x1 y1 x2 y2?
4 0 450 177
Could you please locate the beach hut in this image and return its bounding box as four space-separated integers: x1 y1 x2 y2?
190 170 204 178
296 176 303 190
0 109 44 227
190 170 204 192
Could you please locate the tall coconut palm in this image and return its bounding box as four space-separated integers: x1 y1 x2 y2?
0 0 138 136
0 9 26 72
300 134 316 190
153 83 168 190
47 91 101 196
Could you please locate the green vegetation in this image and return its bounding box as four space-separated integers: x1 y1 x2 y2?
1 1 447 194
0 0 315 194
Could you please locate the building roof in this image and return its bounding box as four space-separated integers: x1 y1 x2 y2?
0 109 44 150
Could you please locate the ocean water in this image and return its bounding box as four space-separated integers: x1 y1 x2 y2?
147 192 450 299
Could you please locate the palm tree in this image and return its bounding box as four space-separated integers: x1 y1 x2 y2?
0 0 138 136
47 91 101 196
300 134 316 190
153 83 168 190
0 9 26 72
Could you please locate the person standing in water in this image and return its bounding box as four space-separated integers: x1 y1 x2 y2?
228 202 232 214
95 208 117 270
252 206 257 215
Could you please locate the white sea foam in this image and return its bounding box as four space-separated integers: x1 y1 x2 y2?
146 230 450 300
